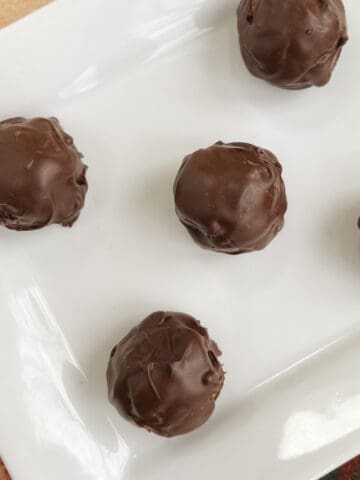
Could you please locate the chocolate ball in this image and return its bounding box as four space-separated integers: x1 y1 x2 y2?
237 0 348 89
107 311 224 437
174 142 287 254
0 117 88 230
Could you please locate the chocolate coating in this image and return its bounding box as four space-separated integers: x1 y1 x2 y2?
237 0 348 89
0 117 88 230
174 142 287 254
107 311 224 437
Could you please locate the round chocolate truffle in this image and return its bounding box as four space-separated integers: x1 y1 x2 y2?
107 311 224 437
0 117 88 230
237 0 348 89
174 142 287 254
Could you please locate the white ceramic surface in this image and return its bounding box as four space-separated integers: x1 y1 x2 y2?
0 1 359 479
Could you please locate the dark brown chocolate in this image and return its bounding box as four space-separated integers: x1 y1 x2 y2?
174 141 287 254
237 0 348 89
107 311 224 437
0 117 88 230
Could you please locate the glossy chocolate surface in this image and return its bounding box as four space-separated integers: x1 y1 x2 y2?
174 142 287 254
0 117 88 230
107 311 224 437
237 0 348 89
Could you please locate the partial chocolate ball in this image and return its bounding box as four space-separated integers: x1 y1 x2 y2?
237 0 348 89
0 117 88 230
107 311 224 437
174 142 287 254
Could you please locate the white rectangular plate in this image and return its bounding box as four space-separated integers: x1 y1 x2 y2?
0 1 359 479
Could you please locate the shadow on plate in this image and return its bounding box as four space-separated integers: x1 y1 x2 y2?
62 303 144 451
133 161 191 247
318 198 360 278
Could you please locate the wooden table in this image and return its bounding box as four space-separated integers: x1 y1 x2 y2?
0 459 11 480
0 0 50 29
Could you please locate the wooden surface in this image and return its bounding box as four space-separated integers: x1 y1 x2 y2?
0 459 11 480
0 0 51 28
